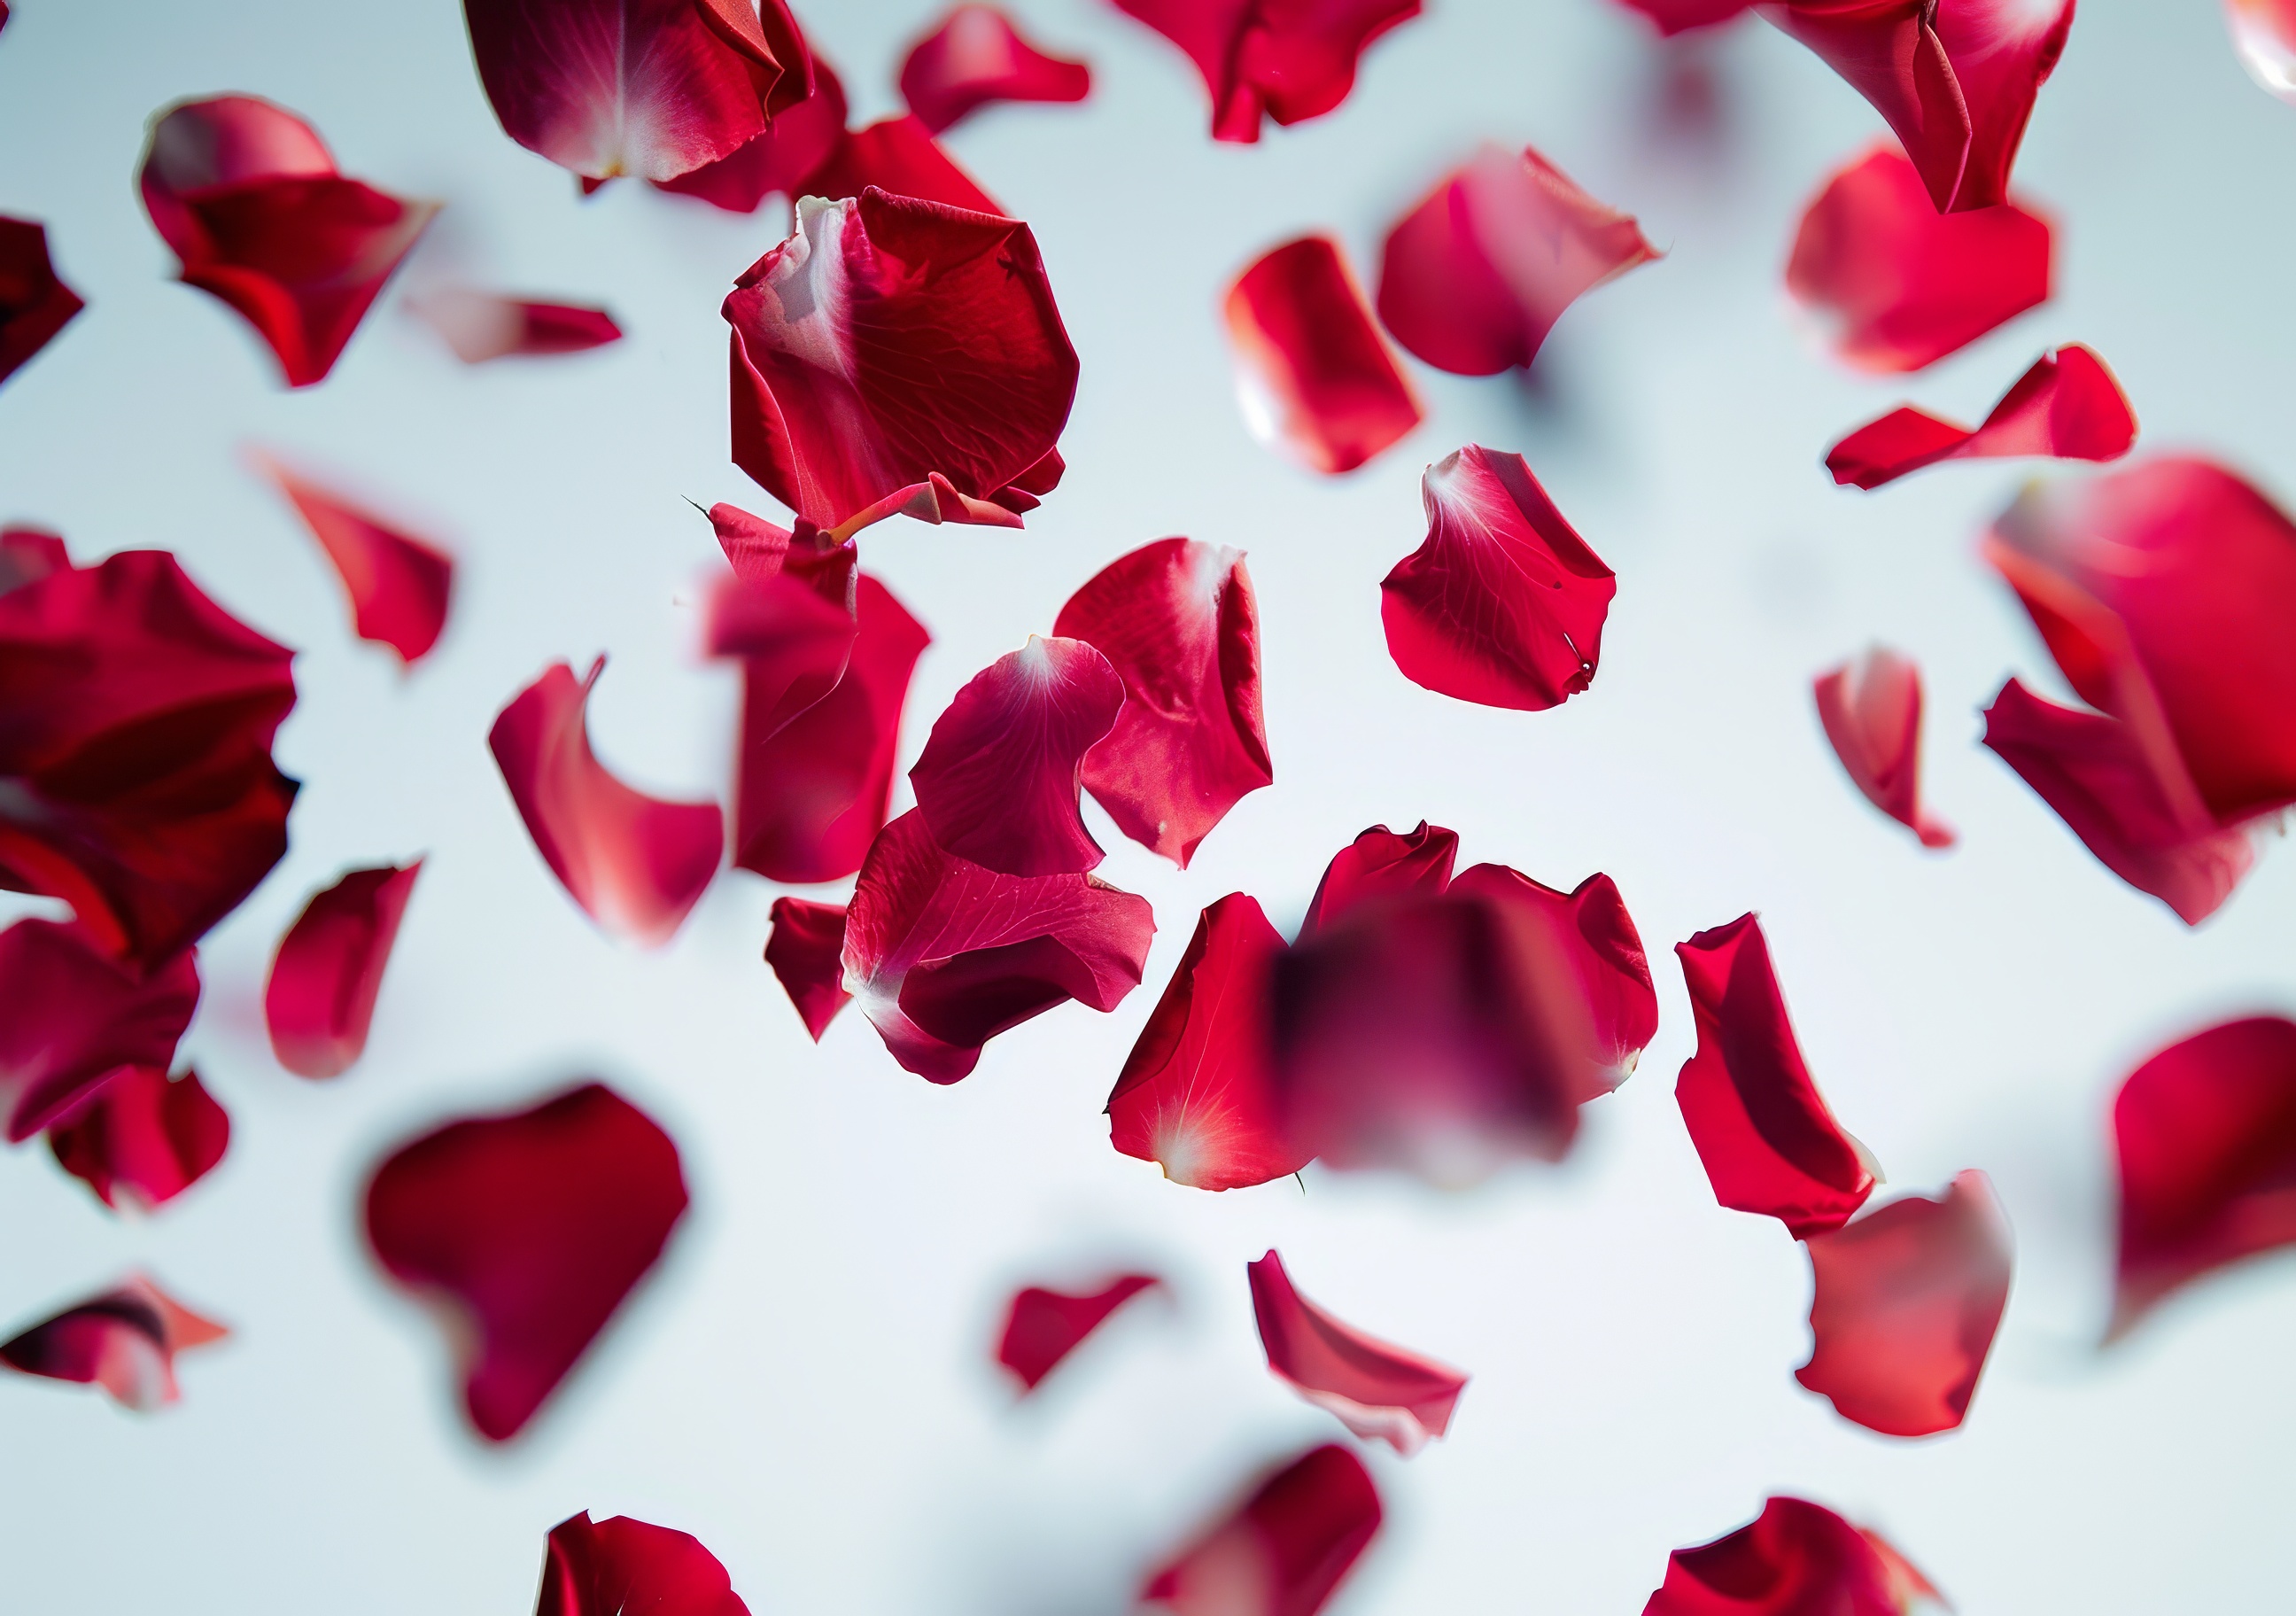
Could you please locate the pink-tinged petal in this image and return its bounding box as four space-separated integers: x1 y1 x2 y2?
1674 914 1875 1238
1248 1249 1468 1455
1786 145 2051 373
995 1272 1160 1390
911 637 1125 877
1108 893 1302 1189
708 500 798 584
0 526 67 594
705 567 857 758
1796 1171 2013 1436
1056 539 1272 867
0 216 84 387
363 1082 688 1441
803 116 1004 214
1826 345 2136 488
1447 863 1658 1092
538 1511 751 1616
1644 1496 1943 1616
1377 144 1658 377
255 454 454 664
1112 0 1421 142
489 659 723 946
1297 820 1457 935
0 921 199 1142
2228 0 2296 97
655 55 849 214
1381 445 1616 711
45 1066 229 1212
0 1275 226 1411
263 862 422 1079
1812 648 1955 848
764 895 850 1039
724 190 1076 536
1611 0 1757 34
412 287 622 362
901 5 1091 133
1144 1445 1382 1616
842 811 1154 1083
1222 236 1422 476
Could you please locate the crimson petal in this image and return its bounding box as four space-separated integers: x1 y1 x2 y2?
413 288 622 361
764 895 851 1039
256 455 454 664
1298 820 1456 935
264 862 422 1078
1643 1496 1943 1615
803 116 1004 215
1827 345 2136 488
1613 0 1757 32
1112 0 1421 142
538 1511 750 1616
1248 1249 1467 1454
0 216 83 387
995 1272 1160 1389
902 6 1091 132
1223 237 1422 475
0 1275 226 1411
45 1066 228 1212
1813 647 1955 848
1448 863 1657 1092
0 526 66 594
0 921 198 1142
1144 1445 1382 1616
655 51 847 213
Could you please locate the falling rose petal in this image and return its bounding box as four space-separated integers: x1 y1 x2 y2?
138 96 438 387
0 216 84 387
1248 1250 1468 1455
1382 446 1616 711
1223 237 1422 476
1644 1496 1943 1616
0 921 199 1142
1447 863 1658 1092
1112 0 1421 141
803 116 1004 214
537 1511 751 1616
489 659 724 946
411 288 623 362
705 569 857 758
263 862 422 1079
764 896 851 1039
0 1275 226 1411
1612 0 1757 34
724 190 1076 537
996 1273 1160 1390
254 454 454 664
2229 0 2296 97
1787 145 2052 374
0 526 67 594
1108 893 1301 1190
901 5 1091 133
1143 1445 1382 1616
1812 648 1955 849
1377 144 1658 377
1297 821 1458 935
911 637 1126 877
1826 345 2137 489
1674 914 1876 1238
842 811 1154 1083
707 500 797 585
45 1066 229 1212
363 1082 688 1441
655 54 849 214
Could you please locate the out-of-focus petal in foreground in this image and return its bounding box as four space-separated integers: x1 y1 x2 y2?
1675 914 1876 1238
0 216 84 387
764 896 851 1039
996 1273 1160 1390
655 52 849 214
1612 0 1757 34
803 116 1005 215
0 920 199 1142
1813 647 1955 848
138 96 437 386
2228 0 2296 98
1788 146 2050 373
1223 237 1422 475
1382 446 1615 711
254 454 454 664
364 1082 688 1441
0 526 66 593
1111 0 1420 142
1248 1249 1467 1454
264 862 422 1078
46 1065 229 1212
1377 144 1657 377
1298 821 1457 935
901 5 1091 132
0 1275 227 1411
411 288 623 361
1447 863 1658 1091
1143 1445 1383 1616
1643 1496 1943 1615
537 1511 751 1616
489 659 723 946
1826 345 2136 489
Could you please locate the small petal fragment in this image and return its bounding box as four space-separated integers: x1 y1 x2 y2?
363 1082 688 1441
537 1511 750 1616
1447 864 1658 1091
264 862 422 1078
655 54 849 214
1298 820 1457 935
0 1275 227 1411
995 1273 1160 1389
1143 1445 1383 1616
46 1066 229 1212
1813 648 1955 848
0 216 84 387
901 6 1091 132
1223 237 1422 475
1644 1496 1943 1615
0 921 199 1142
2228 0 2296 98
803 116 1004 214
0 526 66 594
413 288 623 361
764 896 850 1039
256 455 454 663
1112 0 1421 142
1248 1249 1468 1455
1826 346 2136 488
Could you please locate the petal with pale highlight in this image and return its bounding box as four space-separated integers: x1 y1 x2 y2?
1298 821 1456 935
764 896 850 1039
1224 237 1421 475
538 1511 750 1616
996 1273 1160 1389
1827 346 2135 488
0 1275 226 1411
902 6 1090 132
1814 648 1955 848
1448 864 1658 1092
257 455 454 664
0 216 83 387
1644 1496 1943 1615
46 1066 229 1212
0 921 199 1142
657 49 848 212
803 116 1004 214
264 862 422 1078
1249 1250 1467 1454
2228 0 2296 97
413 288 622 361
1112 0 1421 141
1144 1445 1382 1616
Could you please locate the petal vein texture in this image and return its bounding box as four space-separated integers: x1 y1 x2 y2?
535 1510 751 1616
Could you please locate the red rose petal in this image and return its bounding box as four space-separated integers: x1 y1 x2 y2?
255 454 454 664
842 810 1154 1083
363 1082 688 1441
412 288 622 361
489 659 724 946
0 920 198 1143
1108 893 1301 1190
995 1272 1160 1389
0 1274 227 1411
1611 0 1756 34
706 567 858 761
803 116 1004 214
1787 145 2052 373
1377 144 1657 377
1643 1496 1942 1616
764 895 851 1039
911 637 1125 877
2228 0 2296 97
0 526 67 594
654 52 849 214
1298 820 1457 935
1447 863 1658 1092
1812 647 1955 849
263 862 422 1079
1248 1249 1468 1454
45 1066 229 1212
538 1511 750 1616
0 215 84 387
1112 0 1421 142
901 5 1091 133
1826 345 2137 488
1144 1445 1382 1616
1674 913 1876 1238
1381 445 1616 711
1223 237 1422 476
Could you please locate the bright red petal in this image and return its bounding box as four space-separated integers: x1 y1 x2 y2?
1113 0 1421 141
0 921 198 1142
1447 864 1658 1092
1826 345 2136 488
803 116 1004 214
0 526 67 594
256 455 454 663
413 288 622 361
1144 1445 1382 1616
45 1066 229 1212
264 862 422 1078
538 1511 750 1616
0 1274 226 1411
1248 1249 1468 1454
1643 1496 1940 1615
1223 237 1421 475
655 53 849 214
995 1272 1160 1389
1813 648 1955 848
764 895 851 1039
901 6 1091 132
0 216 84 387
706 568 857 758
1298 820 1457 935
363 1082 688 1441
1610 0 1756 33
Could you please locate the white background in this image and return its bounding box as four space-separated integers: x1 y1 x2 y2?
3 0 2295 1609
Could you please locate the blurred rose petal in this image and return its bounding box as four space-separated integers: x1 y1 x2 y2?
0 1274 226 1411
996 1272 1160 1389
764 895 851 1039
1448 864 1657 1092
1827 346 2136 489
0 921 198 1142
1644 1496 1943 1615
1298 821 1457 935
412 288 622 361
0 526 66 594
537 1511 750 1616
803 117 1004 214
1249 1249 1467 1454
254 454 454 664
264 862 422 1078
902 5 1091 132
0 216 83 387
1144 1445 1382 1616
2228 0 2296 97
1612 0 1756 33
1813 648 1955 849
1111 0 1420 141
45 1065 228 1212
655 52 849 214
1223 237 1422 475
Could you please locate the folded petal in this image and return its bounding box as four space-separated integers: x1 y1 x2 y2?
0 1274 226 1411
45 1066 229 1212
1144 1445 1382 1616
802 116 1004 214
1787 145 2051 372
255 454 454 664
705 568 857 749
1248 1249 1468 1454
489 659 723 945
0 216 84 387
1813 647 1955 847
412 288 622 361
1297 820 1457 935
654 53 849 213
1674 913 1875 1237
764 895 851 1039
0 921 199 1142
1447 864 1658 1091
264 862 422 1078
1377 143 1657 376
2228 0 2296 98
901 5 1091 132
539 1511 750 1616
1827 345 2136 489
1382 445 1615 711
363 1082 688 1441
995 1272 1160 1389
1223 237 1422 475
1112 0 1421 141
1644 1496 1943 1615
842 810 1154 1083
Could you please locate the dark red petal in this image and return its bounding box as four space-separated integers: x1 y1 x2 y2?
1112 0 1421 141
1108 893 1301 1189
724 190 1076 536
842 811 1153 1083
1644 1496 1940 1616
1223 237 1422 475
1447 864 1658 1091
488 659 723 945
910 637 1124 877
1812 648 1955 848
0 921 198 1142
655 55 849 214
256 455 454 663
900 5 1091 132
803 116 1004 214
363 1082 687 1441
1786 145 2051 373
538 1511 750 1616
995 1273 1160 1389
413 288 621 361
705 569 857 759
45 1066 229 1212
764 896 850 1039
0 1274 226 1411
1674 913 1875 1237
1298 820 1457 935
1377 144 1657 376
1610 0 1756 34
1144 1446 1382 1616
0 526 67 594
1381 445 1616 711
1827 345 2136 488
264 862 422 1079
0 216 85 387
1248 1249 1468 1454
